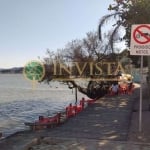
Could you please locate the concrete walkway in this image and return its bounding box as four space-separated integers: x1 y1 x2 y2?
29 138 150 150
44 94 134 141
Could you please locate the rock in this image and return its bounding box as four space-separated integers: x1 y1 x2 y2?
42 137 61 145
23 137 42 150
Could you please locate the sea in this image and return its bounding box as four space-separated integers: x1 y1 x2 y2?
0 74 87 138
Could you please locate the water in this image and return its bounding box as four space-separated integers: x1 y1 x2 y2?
0 74 87 138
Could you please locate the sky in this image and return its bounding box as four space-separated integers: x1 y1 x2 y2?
0 0 121 68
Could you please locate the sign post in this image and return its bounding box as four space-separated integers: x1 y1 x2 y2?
130 24 150 132
139 55 143 132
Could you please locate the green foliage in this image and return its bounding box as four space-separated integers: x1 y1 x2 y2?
98 0 150 68
104 0 150 47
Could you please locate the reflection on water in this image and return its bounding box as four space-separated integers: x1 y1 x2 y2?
0 74 87 137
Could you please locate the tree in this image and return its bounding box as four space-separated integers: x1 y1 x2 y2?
41 31 121 99
42 0 146 99
99 0 150 80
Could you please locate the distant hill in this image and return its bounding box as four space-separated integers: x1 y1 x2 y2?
0 67 23 74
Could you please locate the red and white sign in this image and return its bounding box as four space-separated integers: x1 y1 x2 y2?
130 24 150 55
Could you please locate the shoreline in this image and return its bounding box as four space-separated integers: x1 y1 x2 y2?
1 82 150 149
0 87 136 150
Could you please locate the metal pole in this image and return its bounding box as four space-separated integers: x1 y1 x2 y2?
139 55 143 132
75 87 78 105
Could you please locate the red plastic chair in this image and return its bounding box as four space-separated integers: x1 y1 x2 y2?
66 103 76 118
127 84 135 94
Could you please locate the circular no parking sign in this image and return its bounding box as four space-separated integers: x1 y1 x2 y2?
133 25 150 44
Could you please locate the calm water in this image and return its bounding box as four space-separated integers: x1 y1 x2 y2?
0 74 87 138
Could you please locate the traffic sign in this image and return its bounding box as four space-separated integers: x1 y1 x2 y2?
130 24 150 55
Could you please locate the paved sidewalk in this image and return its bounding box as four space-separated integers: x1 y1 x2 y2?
30 137 150 150
128 82 150 143
44 94 134 141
